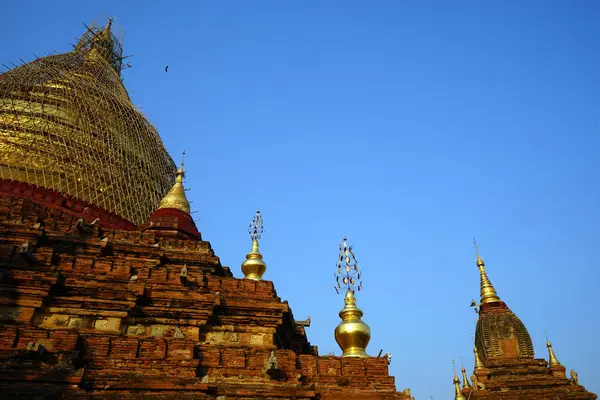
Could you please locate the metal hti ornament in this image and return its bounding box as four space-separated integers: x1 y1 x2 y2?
334 237 363 294
248 210 264 241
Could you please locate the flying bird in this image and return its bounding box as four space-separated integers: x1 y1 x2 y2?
165 66 168 72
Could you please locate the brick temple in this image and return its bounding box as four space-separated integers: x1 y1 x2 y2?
0 19 597 400
450 249 597 400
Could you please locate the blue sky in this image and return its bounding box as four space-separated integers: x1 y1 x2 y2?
2 1 599 398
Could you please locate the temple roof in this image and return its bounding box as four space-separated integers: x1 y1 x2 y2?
472 244 534 362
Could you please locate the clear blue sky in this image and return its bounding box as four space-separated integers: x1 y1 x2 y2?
2 1 599 398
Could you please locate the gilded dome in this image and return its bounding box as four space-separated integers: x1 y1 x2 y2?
0 20 175 225
335 289 371 358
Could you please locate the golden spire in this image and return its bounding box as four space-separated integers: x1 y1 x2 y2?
545 331 561 367
473 239 500 304
241 210 267 280
474 344 484 369
87 18 113 44
104 18 113 33
98 18 114 45
460 358 472 389
334 237 370 358
86 18 116 63
158 150 191 213
453 361 467 400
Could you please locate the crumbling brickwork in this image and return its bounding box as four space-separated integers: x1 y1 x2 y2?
0 195 411 399
465 358 596 399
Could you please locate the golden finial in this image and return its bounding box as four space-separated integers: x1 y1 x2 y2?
158 150 191 213
545 331 561 367
179 149 185 166
334 237 370 358
104 18 113 33
241 210 267 280
473 239 500 304
176 149 186 178
453 360 467 400
460 357 472 389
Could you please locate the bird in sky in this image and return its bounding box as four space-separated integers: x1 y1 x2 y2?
165 66 168 72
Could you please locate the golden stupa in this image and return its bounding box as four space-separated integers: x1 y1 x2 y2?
0 19 175 225
158 152 191 214
241 210 267 280
334 237 371 358
460 359 471 389
453 362 467 400
545 334 562 368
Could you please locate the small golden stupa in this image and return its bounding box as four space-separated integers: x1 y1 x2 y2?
158 150 191 213
460 358 472 389
241 210 267 280
334 237 370 358
453 361 467 400
545 332 562 368
474 344 485 370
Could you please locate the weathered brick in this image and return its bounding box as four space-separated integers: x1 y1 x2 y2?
4 195 593 400
138 338 167 359
222 348 246 368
